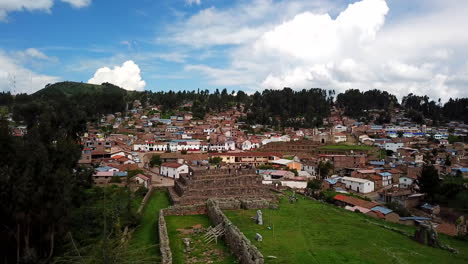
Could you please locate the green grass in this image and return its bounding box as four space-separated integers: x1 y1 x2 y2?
319 144 374 151
224 194 468 264
165 215 238 264
128 189 170 260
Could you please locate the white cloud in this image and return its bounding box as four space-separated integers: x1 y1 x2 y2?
0 0 53 21
178 0 468 101
0 50 59 94
186 0 201 6
0 0 90 21
60 0 91 8
162 0 337 47
14 48 57 62
88 60 146 91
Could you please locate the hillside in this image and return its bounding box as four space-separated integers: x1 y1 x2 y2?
33 81 128 98
224 193 468 264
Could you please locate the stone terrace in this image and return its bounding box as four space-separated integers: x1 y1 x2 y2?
169 168 275 205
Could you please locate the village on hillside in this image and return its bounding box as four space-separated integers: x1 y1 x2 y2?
71 99 468 239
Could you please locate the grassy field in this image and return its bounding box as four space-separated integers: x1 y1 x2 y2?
165 215 238 264
319 144 374 151
224 194 468 264
128 189 170 260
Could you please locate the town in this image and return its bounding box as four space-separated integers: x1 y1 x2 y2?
62 86 467 263
2 0 468 263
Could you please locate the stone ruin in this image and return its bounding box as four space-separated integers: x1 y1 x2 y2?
413 221 459 254
414 221 441 248
456 216 467 237
169 168 275 205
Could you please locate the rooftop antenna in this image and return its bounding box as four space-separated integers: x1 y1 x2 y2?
7 73 16 94
30 72 33 94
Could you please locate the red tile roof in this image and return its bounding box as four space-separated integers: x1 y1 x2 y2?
162 162 185 169
334 194 378 209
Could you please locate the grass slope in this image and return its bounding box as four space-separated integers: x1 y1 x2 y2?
128 190 170 260
165 215 237 264
224 194 468 264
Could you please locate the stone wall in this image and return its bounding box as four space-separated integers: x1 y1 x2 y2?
207 199 264 264
136 186 154 215
158 210 172 264
240 199 271 209
163 204 207 216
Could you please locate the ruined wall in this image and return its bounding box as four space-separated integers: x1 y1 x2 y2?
136 186 154 215
207 199 264 264
163 204 207 216
158 210 172 264
240 199 271 209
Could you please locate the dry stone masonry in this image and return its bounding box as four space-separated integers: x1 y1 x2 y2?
169 168 275 205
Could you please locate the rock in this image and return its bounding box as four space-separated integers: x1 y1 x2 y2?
256 210 263 225
255 233 263 242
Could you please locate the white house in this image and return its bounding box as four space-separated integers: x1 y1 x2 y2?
333 125 347 133
399 176 414 189
160 163 189 179
384 142 404 152
333 133 347 143
135 174 150 188
341 177 375 193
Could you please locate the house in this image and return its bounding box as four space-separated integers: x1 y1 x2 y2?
366 206 400 223
271 159 302 171
333 133 347 143
399 176 415 188
135 174 151 188
341 177 375 193
421 203 440 215
210 152 282 166
333 194 378 210
378 172 393 186
384 142 404 152
160 163 189 179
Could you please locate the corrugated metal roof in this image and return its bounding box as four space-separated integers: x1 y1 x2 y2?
371 206 393 215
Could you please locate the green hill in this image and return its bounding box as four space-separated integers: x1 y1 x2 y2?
33 81 128 98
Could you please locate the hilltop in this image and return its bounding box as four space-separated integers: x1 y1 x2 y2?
33 81 128 98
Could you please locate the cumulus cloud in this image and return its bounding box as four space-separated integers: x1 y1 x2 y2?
0 50 60 94
162 0 337 47
88 60 146 91
173 0 468 101
60 0 91 9
0 0 90 21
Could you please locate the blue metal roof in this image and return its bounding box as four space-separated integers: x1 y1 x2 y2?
452 168 468 172
400 217 431 221
369 161 385 166
371 206 393 215
96 166 113 172
113 171 128 177
325 177 341 185
379 172 392 177
421 203 435 209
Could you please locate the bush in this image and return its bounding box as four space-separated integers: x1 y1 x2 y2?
135 186 148 197
209 157 222 165
109 176 122 183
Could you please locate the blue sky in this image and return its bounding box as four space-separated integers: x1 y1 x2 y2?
0 0 467 101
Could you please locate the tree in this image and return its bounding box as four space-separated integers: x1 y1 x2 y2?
149 154 161 167
417 165 440 202
307 179 322 191
318 161 333 179
209 157 222 165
